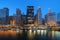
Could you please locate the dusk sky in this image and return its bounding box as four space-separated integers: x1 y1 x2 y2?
0 0 60 18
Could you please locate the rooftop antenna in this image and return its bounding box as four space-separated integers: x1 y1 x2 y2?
48 8 51 13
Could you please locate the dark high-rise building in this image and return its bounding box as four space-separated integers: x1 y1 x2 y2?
45 14 47 24
27 6 34 27
21 15 27 26
42 18 45 25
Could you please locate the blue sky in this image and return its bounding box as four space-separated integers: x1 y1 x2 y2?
0 0 60 18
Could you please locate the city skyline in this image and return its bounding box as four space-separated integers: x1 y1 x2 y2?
0 0 60 18
0 6 58 27
0 0 60 40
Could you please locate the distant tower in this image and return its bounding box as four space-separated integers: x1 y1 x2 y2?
16 8 21 15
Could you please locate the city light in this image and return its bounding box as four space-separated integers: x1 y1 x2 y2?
0 0 60 40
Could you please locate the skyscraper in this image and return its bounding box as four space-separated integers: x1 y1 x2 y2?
16 8 21 26
0 8 9 25
3 8 9 24
27 6 34 27
37 8 42 26
57 13 60 26
46 8 56 26
34 8 42 27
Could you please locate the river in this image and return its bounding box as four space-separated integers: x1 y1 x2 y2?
0 30 60 40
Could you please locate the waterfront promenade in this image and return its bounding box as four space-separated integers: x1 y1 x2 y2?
0 25 60 31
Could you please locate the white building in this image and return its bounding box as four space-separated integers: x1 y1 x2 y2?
36 7 42 27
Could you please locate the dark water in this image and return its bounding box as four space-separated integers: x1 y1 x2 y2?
0 30 60 40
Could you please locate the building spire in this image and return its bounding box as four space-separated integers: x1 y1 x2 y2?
48 8 51 13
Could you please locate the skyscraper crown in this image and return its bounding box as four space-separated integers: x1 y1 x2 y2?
48 8 51 13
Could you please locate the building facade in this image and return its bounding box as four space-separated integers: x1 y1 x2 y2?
3 8 9 24
57 13 60 26
15 8 21 26
46 8 56 26
37 8 42 26
34 8 42 27
21 15 27 26
0 8 9 25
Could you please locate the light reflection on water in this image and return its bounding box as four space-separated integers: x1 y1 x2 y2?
37 30 40 35
52 31 55 38
0 30 60 40
0 30 17 37
54 31 60 40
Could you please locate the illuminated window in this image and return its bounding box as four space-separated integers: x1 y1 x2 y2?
28 20 33 22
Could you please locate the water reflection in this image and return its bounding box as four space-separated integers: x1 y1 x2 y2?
52 31 55 38
19 30 23 34
54 31 60 40
37 30 40 35
0 30 17 36
0 30 60 40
